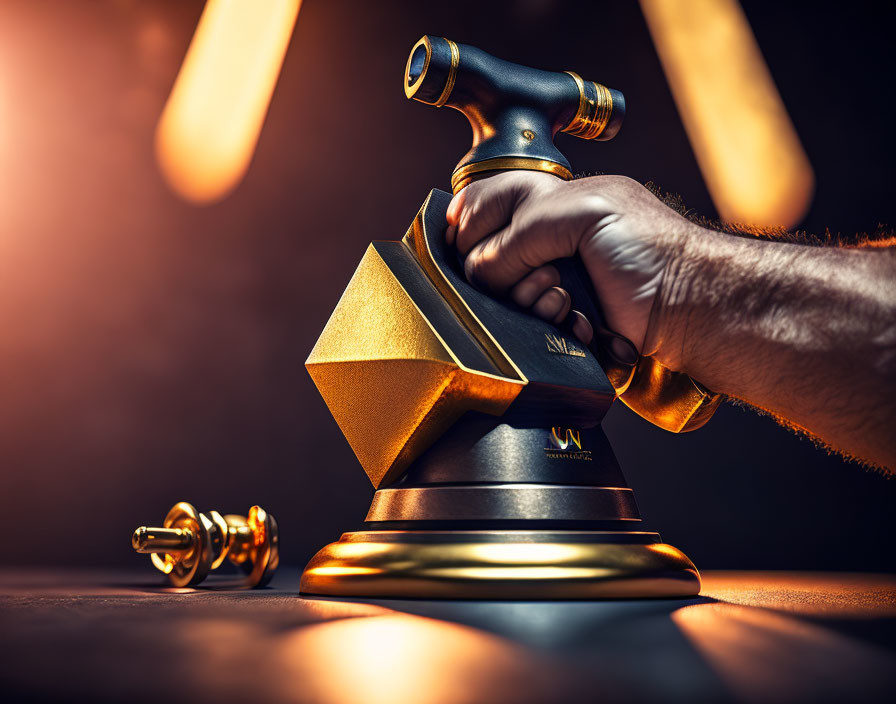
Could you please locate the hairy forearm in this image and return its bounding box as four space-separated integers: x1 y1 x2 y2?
652 227 896 470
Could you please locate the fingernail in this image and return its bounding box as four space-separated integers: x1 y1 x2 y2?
573 313 594 346
533 289 561 319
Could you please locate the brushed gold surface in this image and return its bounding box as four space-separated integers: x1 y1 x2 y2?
300 531 701 599
306 243 522 489
620 356 723 433
308 244 456 367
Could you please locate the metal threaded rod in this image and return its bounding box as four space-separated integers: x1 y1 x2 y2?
132 527 195 553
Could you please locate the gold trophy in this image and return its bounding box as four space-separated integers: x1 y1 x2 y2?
300 37 719 599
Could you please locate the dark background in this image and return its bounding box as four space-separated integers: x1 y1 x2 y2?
0 0 893 572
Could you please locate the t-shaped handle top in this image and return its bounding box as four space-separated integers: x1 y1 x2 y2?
404 35 625 192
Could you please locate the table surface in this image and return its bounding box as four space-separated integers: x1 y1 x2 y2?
0 568 894 704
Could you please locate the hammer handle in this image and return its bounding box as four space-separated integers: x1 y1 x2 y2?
553 256 639 394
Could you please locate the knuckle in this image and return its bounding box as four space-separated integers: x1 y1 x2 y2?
541 265 561 287
464 252 488 286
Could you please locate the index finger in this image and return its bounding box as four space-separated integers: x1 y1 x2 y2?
447 172 533 255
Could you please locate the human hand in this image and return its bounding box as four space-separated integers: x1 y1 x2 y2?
446 172 702 355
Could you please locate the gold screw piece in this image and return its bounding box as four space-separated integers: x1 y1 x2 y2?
521 129 536 141
132 502 279 588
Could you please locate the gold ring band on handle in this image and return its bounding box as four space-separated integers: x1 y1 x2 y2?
562 71 614 140
564 70 587 131
451 157 573 193
434 38 459 107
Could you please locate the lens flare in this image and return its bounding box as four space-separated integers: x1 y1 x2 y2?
155 0 301 204
640 0 814 228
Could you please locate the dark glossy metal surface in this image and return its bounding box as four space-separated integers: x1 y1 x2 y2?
374 411 639 526
366 486 639 522
396 411 626 487
338 530 660 545
367 410 641 527
407 36 624 174
415 189 616 427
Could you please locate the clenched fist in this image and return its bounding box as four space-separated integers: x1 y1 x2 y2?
445 170 896 470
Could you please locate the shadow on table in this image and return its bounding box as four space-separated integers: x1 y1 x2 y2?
298 590 895 703
3 569 893 704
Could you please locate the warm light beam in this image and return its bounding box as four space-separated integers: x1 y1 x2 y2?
640 0 814 228
155 0 301 204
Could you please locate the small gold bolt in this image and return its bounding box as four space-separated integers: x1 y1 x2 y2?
132 502 279 588
521 129 536 141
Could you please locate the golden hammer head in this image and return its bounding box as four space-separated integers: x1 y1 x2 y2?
305 240 522 489
132 502 279 588
306 191 615 489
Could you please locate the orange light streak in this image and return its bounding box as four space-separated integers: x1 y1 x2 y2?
640 0 814 228
155 0 301 204
673 601 894 702
279 613 566 704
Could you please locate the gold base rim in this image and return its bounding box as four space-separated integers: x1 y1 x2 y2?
299 531 701 599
